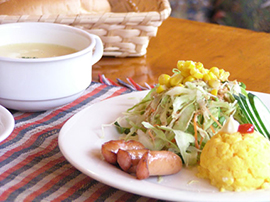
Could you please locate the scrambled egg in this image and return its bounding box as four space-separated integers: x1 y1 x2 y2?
197 131 270 192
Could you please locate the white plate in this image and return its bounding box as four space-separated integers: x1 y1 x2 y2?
59 91 270 202
0 105 15 142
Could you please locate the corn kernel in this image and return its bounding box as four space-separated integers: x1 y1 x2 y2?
169 73 184 86
177 83 184 87
219 69 225 76
195 62 204 71
208 72 217 80
181 69 190 77
156 85 167 93
210 67 220 77
203 74 211 82
183 75 195 83
158 74 171 87
190 68 203 79
183 61 196 71
219 71 230 81
201 68 209 75
209 79 220 88
177 60 185 71
211 89 218 96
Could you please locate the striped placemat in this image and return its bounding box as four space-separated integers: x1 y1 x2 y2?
0 82 163 202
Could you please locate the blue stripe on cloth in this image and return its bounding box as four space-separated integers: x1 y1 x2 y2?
14 112 43 124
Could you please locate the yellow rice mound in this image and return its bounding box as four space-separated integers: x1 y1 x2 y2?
197 131 270 192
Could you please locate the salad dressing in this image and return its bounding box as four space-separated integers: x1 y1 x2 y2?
219 116 240 134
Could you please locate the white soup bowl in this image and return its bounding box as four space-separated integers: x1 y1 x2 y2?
0 22 103 111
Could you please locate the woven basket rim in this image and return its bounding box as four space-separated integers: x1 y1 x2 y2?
0 0 171 22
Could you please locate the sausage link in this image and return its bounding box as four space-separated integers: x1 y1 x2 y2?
136 150 182 180
117 149 149 173
101 140 145 164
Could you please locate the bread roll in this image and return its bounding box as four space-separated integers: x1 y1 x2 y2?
0 0 111 15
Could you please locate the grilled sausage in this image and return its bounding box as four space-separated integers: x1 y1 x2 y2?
101 139 145 164
117 149 148 173
136 150 182 180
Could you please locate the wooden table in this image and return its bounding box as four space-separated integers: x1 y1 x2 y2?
93 17 270 94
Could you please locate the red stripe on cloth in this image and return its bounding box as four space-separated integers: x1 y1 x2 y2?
51 176 92 201
107 78 119 86
115 192 135 202
98 74 105 84
1 153 67 201
87 185 112 202
127 77 142 91
1 126 22 144
14 112 35 121
103 87 129 100
23 166 79 201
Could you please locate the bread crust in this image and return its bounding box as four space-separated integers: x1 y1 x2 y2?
0 0 111 15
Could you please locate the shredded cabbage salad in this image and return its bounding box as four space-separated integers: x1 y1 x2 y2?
114 61 249 166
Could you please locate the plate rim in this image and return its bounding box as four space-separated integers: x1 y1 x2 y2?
0 105 15 142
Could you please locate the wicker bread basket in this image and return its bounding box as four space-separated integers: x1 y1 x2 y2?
0 0 171 57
